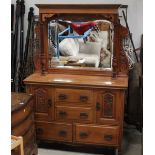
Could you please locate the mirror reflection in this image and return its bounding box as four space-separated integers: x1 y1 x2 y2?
48 19 114 69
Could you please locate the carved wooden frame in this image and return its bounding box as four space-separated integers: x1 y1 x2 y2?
36 4 129 77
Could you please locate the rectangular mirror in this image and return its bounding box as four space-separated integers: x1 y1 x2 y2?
48 18 114 70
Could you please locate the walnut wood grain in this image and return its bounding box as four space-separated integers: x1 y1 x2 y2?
11 92 33 112
12 113 34 136
11 93 37 155
23 125 35 147
11 100 33 127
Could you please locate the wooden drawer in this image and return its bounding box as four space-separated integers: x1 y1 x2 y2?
12 100 33 127
55 88 93 105
11 113 34 136
55 106 94 123
36 122 72 142
75 124 119 146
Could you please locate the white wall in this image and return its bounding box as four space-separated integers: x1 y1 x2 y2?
11 0 143 48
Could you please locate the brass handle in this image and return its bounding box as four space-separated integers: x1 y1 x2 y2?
59 111 67 117
59 130 67 137
47 99 52 107
104 134 113 141
96 102 100 110
36 128 44 135
80 96 88 102
79 132 88 138
59 94 67 100
80 112 88 119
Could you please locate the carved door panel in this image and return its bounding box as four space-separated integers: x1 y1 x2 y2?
96 90 123 125
32 86 54 121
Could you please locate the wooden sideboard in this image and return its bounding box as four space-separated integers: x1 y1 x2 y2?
24 73 128 154
24 4 129 155
11 92 38 155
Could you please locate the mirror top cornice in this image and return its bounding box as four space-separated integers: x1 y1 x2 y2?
36 4 122 14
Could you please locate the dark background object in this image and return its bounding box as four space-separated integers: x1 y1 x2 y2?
23 7 34 70
11 4 14 31
20 7 35 92
11 4 14 91
11 2 35 92
122 10 138 62
125 34 143 132
11 0 21 91
18 0 25 92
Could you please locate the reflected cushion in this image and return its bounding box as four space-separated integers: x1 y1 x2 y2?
78 41 102 68
79 41 101 56
59 38 79 56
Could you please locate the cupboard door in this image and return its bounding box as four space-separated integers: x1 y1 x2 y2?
96 90 124 125
32 86 54 121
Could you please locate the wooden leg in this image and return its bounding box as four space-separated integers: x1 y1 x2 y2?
115 147 122 155
118 147 122 155
115 148 118 155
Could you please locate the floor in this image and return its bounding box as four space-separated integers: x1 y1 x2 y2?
38 124 142 155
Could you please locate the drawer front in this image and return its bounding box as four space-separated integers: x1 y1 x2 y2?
75 124 119 146
55 88 93 104
55 106 94 123
11 100 33 127
36 122 72 142
11 113 34 136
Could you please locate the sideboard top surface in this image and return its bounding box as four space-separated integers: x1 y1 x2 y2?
24 73 128 89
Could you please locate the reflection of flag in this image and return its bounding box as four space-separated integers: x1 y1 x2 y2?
70 22 97 35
